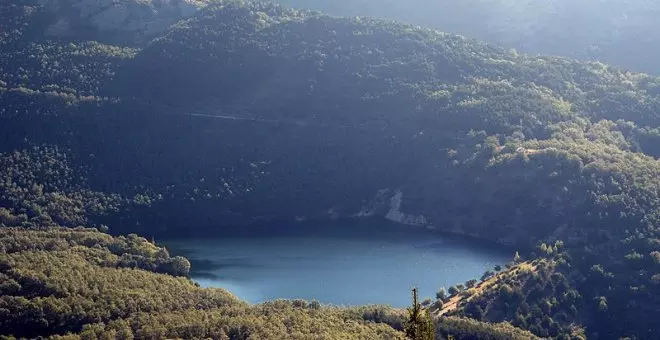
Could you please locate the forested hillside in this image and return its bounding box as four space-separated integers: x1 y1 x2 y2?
266 0 660 74
3 0 660 338
0 227 408 339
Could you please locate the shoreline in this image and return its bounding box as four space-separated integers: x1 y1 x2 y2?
155 216 517 253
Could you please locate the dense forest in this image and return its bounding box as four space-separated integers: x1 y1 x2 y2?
3 0 660 338
266 0 660 75
0 227 405 339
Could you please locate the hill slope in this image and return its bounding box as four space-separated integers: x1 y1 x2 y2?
267 0 660 74
1 0 208 46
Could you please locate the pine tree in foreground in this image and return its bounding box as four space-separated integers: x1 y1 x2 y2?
405 287 436 340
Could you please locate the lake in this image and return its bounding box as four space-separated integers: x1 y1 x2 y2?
163 225 511 307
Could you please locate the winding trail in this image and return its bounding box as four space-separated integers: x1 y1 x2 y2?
185 112 380 130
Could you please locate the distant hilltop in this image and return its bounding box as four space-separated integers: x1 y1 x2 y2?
38 0 209 42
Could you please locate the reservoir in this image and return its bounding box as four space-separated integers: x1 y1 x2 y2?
164 223 511 307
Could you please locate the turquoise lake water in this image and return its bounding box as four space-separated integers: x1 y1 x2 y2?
164 229 510 307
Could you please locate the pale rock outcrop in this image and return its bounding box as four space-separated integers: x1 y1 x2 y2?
357 188 429 226
384 189 429 226
356 188 390 217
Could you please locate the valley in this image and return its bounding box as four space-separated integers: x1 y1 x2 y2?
3 0 660 339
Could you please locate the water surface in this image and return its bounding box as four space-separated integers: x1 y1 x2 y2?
164 227 510 307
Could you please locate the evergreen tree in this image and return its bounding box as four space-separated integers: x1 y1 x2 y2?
514 251 522 263
405 288 436 340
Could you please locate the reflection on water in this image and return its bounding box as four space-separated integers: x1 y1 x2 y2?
164 228 510 307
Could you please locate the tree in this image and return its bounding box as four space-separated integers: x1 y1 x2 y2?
466 279 478 288
498 283 515 300
494 265 502 272
448 286 459 296
514 251 522 263
596 296 608 312
168 256 191 276
107 319 134 340
404 288 436 340
436 288 447 301
464 301 484 319
539 243 551 256
651 251 660 264
651 274 660 285
155 248 170 262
